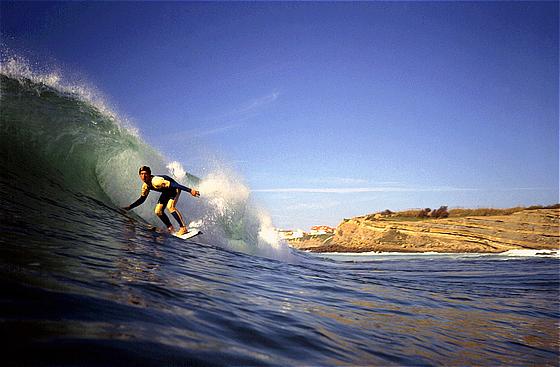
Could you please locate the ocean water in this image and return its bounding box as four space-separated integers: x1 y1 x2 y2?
1 62 559 366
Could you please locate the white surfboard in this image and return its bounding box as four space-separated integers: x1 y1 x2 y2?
173 228 202 240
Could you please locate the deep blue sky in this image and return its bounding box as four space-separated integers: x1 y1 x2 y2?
2 1 558 229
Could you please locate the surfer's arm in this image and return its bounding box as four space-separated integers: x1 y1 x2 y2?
169 181 200 197
123 183 150 210
152 176 199 197
124 195 147 210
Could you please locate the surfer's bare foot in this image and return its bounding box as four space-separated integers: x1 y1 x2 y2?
176 227 188 236
167 226 175 233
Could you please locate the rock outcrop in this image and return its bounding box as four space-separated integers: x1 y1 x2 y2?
291 209 559 253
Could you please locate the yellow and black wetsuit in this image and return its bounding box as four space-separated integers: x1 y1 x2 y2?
127 175 195 228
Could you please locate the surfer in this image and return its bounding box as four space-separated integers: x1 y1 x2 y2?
123 166 200 235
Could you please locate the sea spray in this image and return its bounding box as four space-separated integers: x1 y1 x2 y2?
169 161 290 258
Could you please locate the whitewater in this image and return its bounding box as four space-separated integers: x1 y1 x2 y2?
1 59 559 366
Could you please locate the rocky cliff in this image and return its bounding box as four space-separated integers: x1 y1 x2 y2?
291 209 559 253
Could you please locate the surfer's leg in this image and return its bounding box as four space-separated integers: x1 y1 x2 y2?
167 189 187 230
156 193 174 231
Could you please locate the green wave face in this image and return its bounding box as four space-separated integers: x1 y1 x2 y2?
1 74 150 192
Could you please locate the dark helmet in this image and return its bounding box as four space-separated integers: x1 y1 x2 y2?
138 165 151 175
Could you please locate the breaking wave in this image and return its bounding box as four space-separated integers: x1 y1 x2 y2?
0 56 289 259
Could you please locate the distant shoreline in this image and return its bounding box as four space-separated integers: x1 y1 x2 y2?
288 207 560 254
303 249 559 259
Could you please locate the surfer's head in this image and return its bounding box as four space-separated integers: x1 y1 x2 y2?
138 166 151 183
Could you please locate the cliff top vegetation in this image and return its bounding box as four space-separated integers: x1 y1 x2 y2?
360 204 560 222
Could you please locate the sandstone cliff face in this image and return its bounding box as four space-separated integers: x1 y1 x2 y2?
296 209 559 253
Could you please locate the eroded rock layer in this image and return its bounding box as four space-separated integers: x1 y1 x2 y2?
293 209 559 253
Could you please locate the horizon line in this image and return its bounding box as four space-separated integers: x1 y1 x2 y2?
251 186 556 194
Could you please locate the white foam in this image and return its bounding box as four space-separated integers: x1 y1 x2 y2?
498 249 559 258
313 251 477 256
256 209 282 250
198 171 250 217
310 249 559 261
166 161 187 180
161 159 290 256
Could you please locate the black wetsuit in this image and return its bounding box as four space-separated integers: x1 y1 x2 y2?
128 175 194 228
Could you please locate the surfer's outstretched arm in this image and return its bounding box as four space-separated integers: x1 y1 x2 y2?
169 181 200 197
124 196 147 211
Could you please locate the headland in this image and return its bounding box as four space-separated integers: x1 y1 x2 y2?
288 206 560 253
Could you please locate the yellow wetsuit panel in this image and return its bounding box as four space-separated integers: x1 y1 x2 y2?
141 183 150 196
151 176 171 190
140 176 172 197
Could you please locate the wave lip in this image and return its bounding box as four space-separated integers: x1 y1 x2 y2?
0 55 137 134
